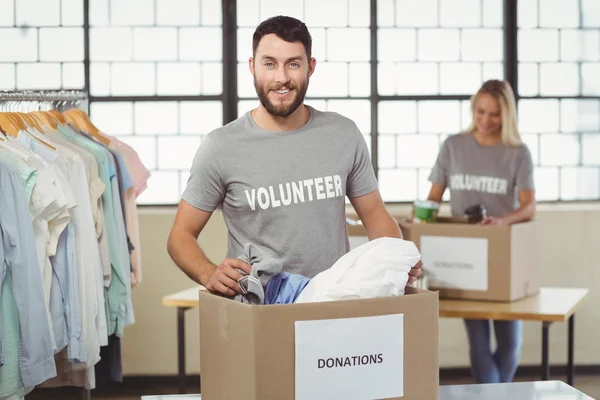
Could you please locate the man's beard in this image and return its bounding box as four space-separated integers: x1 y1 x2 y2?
254 77 308 118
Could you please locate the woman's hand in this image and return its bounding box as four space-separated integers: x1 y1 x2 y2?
480 216 507 226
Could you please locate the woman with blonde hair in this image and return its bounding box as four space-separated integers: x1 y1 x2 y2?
426 79 536 383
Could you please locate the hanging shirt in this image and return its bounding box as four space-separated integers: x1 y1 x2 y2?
0 157 57 388
56 125 130 338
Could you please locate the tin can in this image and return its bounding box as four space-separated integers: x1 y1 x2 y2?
413 200 440 224
464 204 488 224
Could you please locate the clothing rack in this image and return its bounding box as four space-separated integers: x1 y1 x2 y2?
0 89 91 400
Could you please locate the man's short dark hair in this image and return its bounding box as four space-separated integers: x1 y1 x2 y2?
252 16 312 59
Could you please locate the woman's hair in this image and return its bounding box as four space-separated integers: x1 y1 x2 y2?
465 79 522 147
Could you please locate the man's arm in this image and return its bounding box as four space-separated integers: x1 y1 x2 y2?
349 190 402 240
167 200 250 296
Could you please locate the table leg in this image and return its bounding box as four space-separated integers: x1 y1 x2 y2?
542 321 551 380
81 389 91 400
567 314 575 386
178 307 190 394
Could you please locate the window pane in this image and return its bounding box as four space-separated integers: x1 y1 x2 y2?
110 0 154 26
259 0 303 22
202 62 223 95
396 0 437 27
17 63 61 89
133 28 178 61
377 63 396 95
534 167 560 201
237 62 255 98
439 63 481 95
0 64 16 90
461 100 472 130
440 0 480 27
201 0 222 25
560 167 600 200
305 0 346 27
115 135 156 170
157 0 200 26
539 0 579 28
378 101 417 134
90 102 133 135
418 29 460 61
90 0 109 26
462 29 503 61
582 63 600 95
111 63 155 95
418 168 437 200
518 99 560 133
378 29 417 62
378 135 396 168
180 27 223 61
560 99 600 133
237 27 254 62
0 0 14 26
518 30 560 62
482 62 503 80
310 28 327 61
238 100 258 116
396 134 439 168
348 62 370 97
158 136 202 170
237 0 260 27
61 0 84 26
327 28 370 62
136 171 180 205
157 63 201 95
377 0 394 27
396 63 438 95
90 62 109 95
482 0 502 28
62 62 84 89
582 0 600 27
379 169 418 202
134 102 178 135
307 62 348 97
348 0 370 27
518 63 539 96
521 134 540 165
561 30 600 62
90 28 134 61
180 101 223 134
39 28 84 62
418 101 461 134
326 99 370 133
0 29 38 62
16 0 60 26
539 63 580 96
539 134 580 166
518 0 538 28
582 135 600 165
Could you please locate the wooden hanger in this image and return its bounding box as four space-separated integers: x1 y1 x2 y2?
63 109 111 146
0 113 20 136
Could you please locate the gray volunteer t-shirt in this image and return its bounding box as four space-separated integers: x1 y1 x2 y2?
428 133 535 218
182 105 378 278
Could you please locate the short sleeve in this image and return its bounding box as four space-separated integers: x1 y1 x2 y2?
181 135 226 212
516 144 535 192
346 124 378 198
428 139 450 187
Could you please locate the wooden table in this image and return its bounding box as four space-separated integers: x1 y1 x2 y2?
162 287 589 394
141 380 594 400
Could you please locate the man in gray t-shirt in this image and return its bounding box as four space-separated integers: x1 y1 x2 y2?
167 15 422 296
429 133 535 219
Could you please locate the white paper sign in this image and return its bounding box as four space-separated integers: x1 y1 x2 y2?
421 235 489 291
295 314 404 400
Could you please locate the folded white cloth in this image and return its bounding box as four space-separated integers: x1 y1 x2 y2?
295 237 421 303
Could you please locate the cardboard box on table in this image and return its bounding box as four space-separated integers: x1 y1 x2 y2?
198 285 439 400
398 217 540 302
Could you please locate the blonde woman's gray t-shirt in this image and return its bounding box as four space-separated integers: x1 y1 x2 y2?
181 106 378 278
428 133 535 218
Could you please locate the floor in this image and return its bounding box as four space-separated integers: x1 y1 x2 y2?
25 374 600 399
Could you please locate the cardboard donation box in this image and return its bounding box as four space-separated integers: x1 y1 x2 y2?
198 287 439 400
399 217 540 302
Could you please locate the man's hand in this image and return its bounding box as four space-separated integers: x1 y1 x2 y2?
406 259 423 286
204 258 252 297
